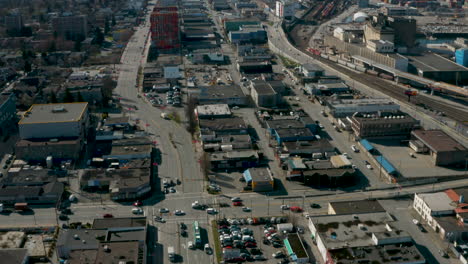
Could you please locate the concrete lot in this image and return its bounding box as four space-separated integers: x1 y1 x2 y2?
369 139 466 179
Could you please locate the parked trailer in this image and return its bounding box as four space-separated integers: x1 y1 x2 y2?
329 56 338 62
337 59 347 66
367 70 379 76
379 73 394 81
356 65 366 72
346 63 356 70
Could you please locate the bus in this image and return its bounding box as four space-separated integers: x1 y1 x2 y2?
193 221 202 247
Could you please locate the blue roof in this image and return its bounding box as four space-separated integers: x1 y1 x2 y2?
360 139 374 151
243 169 252 182
375 155 397 175
283 238 298 261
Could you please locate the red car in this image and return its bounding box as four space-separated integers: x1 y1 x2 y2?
133 201 142 207
103 214 114 218
233 201 243 206
290 206 303 213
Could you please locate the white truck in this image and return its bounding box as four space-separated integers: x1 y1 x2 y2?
168 246 176 262
161 113 170 120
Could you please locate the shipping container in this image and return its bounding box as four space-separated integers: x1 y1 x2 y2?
455 49 468 67
337 59 347 66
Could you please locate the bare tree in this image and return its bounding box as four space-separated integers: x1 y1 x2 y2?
186 96 198 135
199 152 211 179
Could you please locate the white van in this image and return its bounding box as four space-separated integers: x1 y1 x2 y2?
188 241 195 249
351 145 359 153
132 207 143 214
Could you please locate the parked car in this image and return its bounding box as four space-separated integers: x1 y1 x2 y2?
310 203 321 209
233 201 243 206
280 205 289 210
59 214 68 220
174 210 185 216
242 207 251 212
159 208 169 213
272 251 285 258
103 214 113 218
231 197 242 202
290 206 303 212
154 216 166 223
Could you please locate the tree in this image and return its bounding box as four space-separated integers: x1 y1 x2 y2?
63 89 74 103
104 19 110 35
74 39 82 52
76 92 85 102
199 152 211 178
50 93 58 103
93 27 105 46
186 96 198 135
101 76 117 100
24 61 32 72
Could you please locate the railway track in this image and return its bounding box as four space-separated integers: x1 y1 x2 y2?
313 55 468 124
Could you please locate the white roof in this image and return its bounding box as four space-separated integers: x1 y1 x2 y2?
417 192 456 212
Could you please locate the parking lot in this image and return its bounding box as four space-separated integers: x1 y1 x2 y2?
214 215 309 264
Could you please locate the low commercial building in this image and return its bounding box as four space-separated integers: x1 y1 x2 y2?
326 98 400 118
349 111 420 138
407 53 468 84
273 128 315 144
306 82 349 95
94 241 143 264
229 25 267 44
0 181 64 205
308 212 424 264
410 130 467 166
18 103 89 139
57 229 107 259
281 139 335 158
195 104 231 119
15 138 82 162
284 233 309 264
210 150 259 171
195 85 248 106
0 249 28 264
79 168 151 200
103 138 153 162
243 167 274 192
328 200 385 215
301 63 324 77
199 117 248 136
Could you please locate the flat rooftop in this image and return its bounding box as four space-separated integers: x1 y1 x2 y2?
329 242 425 264
310 212 394 249
266 119 305 130
251 80 276 95
0 92 13 106
19 102 88 124
407 53 468 72
283 139 335 153
329 200 385 215
199 117 247 131
57 229 106 249
80 168 150 183
196 104 231 116
417 192 456 211
0 249 28 264
412 129 467 153
107 229 146 242
275 128 314 138
247 167 273 182
197 85 246 99
93 217 147 229
95 241 141 264
330 98 396 107
68 249 97 264
109 145 152 156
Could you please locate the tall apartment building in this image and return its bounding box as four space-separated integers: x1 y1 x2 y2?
52 14 88 40
150 7 180 50
4 10 23 33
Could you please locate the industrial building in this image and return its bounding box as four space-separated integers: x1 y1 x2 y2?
18 103 89 139
243 167 274 192
194 85 248 106
210 150 259 171
275 0 296 19
407 53 468 84
228 25 267 44
349 111 420 138
150 7 180 50
250 80 283 108
410 130 467 166
325 98 400 118
195 104 232 119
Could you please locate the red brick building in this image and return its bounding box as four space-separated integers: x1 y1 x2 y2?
150 7 180 50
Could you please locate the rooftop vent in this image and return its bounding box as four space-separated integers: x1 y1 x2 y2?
52 106 66 113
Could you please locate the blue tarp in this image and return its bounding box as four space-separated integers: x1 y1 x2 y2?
360 139 374 152
243 169 252 182
375 155 397 175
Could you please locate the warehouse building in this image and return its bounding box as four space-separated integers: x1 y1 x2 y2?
326 98 400 118
194 85 248 106
243 167 274 192
18 103 88 139
410 130 467 166
349 111 419 138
